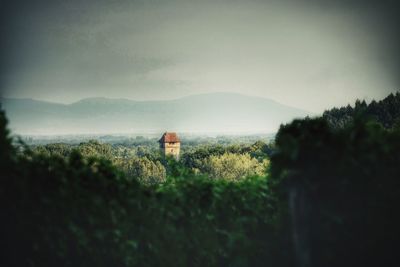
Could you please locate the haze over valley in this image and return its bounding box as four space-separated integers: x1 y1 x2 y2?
1 92 310 135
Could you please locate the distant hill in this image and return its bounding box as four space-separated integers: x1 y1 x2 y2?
323 92 400 129
0 93 310 135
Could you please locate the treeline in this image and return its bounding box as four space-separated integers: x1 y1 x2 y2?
19 133 273 147
323 91 400 129
1 92 400 267
25 140 272 183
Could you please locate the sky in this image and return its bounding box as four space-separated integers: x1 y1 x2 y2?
0 0 399 112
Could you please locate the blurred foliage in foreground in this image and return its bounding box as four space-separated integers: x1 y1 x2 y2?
1 92 400 267
269 116 400 267
0 109 282 267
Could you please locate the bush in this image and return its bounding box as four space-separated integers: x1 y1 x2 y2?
270 117 400 267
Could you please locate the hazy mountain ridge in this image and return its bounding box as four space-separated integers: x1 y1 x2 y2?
1 93 311 135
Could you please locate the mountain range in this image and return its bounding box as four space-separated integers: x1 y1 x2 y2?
0 93 311 135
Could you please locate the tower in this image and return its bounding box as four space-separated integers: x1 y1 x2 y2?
159 132 180 159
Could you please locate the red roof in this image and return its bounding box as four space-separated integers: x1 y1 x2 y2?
159 132 180 143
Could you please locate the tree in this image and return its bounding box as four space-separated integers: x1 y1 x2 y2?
204 153 268 181
323 91 400 129
269 117 400 267
126 157 166 185
31 143 72 157
77 140 113 159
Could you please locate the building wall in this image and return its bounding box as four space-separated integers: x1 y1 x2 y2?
162 142 180 159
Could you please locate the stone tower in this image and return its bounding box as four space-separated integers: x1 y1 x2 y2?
159 132 180 159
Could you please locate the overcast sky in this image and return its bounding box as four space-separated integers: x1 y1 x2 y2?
1 0 399 112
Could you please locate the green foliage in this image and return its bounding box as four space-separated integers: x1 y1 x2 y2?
31 143 73 157
124 157 166 185
28 139 271 183
246 140 274 160
270 116 400 267
2 91 400 267
0 109 282 267
323 91 400 129
204 153 269 181
77 140 113 159
0 108 14 166
181 143 271 176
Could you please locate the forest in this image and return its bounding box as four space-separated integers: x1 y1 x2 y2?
20 137 272 184
1 92 400 267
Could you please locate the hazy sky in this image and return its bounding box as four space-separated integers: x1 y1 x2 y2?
1 0 399 112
